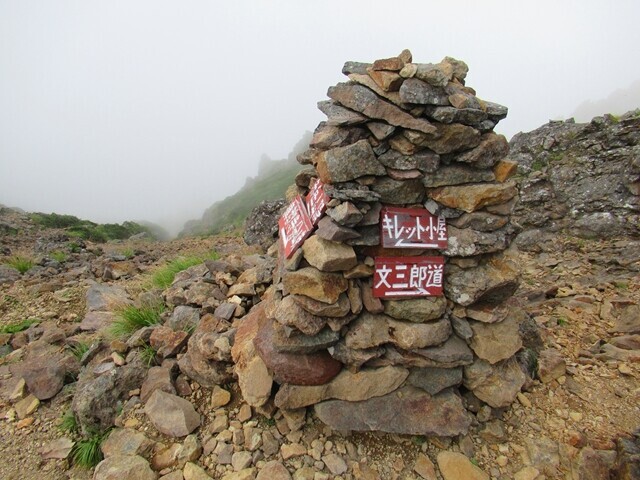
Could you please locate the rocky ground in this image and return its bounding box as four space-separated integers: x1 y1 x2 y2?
0 208 638 480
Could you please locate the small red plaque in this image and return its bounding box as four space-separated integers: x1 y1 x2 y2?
380 207 448 249
306 178 330 226
373 256 444 298
279 196 314 259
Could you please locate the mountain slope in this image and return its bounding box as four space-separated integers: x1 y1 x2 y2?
180 131 311 236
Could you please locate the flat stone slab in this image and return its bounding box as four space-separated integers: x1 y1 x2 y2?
314 386 471 436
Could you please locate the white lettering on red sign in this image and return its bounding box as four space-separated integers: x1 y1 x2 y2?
373 256 444 298
279 196 314 259
380 207 448 249
306 178 330 226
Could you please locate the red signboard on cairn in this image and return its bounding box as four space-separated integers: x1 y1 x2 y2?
306 178 330 226
380 206 448 249
373 256 445 298
279 196 314 259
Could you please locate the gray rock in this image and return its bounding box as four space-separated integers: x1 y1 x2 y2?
399 78 449 105
424 106 488 126
371 177 425 204
469 311 523 364
463 357 526 408
345 312 452 350
72 358 147 433
315 216 360 242
511 114 640 239
310 122 369 150
383 297 447 323
0 265 20 284
408 367 463 395
414 335 474 366
244 199 286 248
272 295 327 336
423 161 497 190
327 82 437 134
168 306 200 331
444 257 520 306
316 140 385 183
272 325 340 354
315 386 471 436
101 428 155 458
86 282 131 312
145 390 200 437
318 100 368 125
378 149 440 172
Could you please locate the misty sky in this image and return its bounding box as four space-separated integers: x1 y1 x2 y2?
1 1 640 235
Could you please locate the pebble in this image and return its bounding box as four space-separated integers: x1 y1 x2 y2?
618 363 633 375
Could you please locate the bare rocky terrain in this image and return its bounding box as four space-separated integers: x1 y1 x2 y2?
0 206 638 480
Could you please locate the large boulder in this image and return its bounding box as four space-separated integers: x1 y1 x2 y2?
72 357 147 433
314 386 472 436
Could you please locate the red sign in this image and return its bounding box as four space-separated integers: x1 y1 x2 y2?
306 178 330 225
373 256 444 298
279 196 314 259
381 207 448 249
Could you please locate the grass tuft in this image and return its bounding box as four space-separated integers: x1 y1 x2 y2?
67 342 90 361
59 409 79 434
151 251 219 289
109 303 165 338
50 251 68 263
70 429 109 468
140 342 158 367
4 255 34 274
0 318 39 334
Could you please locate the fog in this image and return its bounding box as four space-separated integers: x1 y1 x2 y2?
1 1 639 236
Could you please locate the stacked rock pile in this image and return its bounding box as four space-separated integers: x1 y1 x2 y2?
234 50 528 437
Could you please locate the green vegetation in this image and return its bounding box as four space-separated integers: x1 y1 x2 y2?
530 159 546 172
151 251 219 289
613 280 629 290
59 409 79 434
70 429 110 468
556 316 569 326
0 318 39 334
181 131 312 237
30 212 154 243
109 303 166 338
50 251 68 263
140 342 158 367
67 342 90 361
411 435 427 445
4 255 34 274
120 247 135 259
68 242 82 253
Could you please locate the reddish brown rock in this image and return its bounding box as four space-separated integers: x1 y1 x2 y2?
150 326 188 359
367 68 404 92
231 304 273 407
314 386 471 436
254 317 342 386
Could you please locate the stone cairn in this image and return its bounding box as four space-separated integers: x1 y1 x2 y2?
233 49 527 438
